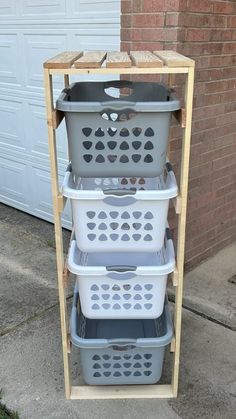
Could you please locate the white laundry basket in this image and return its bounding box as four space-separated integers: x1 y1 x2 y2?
71 284 173 385
62 162 178 253
68 229 175 319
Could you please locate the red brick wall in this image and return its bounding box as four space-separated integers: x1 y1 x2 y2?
121 0 236 270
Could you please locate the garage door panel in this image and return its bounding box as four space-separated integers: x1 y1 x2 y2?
27 101 68 161
0 98 26 152
71 0 120 20
74 29 120 51
0 156 31 208
0 0 120 225
23 33 67 90
0 34 22 86
20 0 66 18
0 1 17 17
30 165 71 225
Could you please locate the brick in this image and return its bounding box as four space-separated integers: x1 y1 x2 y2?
213 152 236 171
210 29 232 42
180 13 227 28
186 0 212 13
206 79 236 94
121 42 131 52
228 16 236 28
193 117 217 133
133 0 143 12
214 132 235 148
129 42 164 51
186 28 211 42
131 27 178 42
195 90 236 108
224 101 236 113
142 0 180 12
216 182 236 198
222 66 236 79
193 104 222 121
121 0 132 13
121 14 132 28
209 55 236 68
165 12 179 27
121 28 131 41
132 13 165 27
223 43 236 54
216 111 236 126
181 41 224 56
213 1 236 15
196 68 223 82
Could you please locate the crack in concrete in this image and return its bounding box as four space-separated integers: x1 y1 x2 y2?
0 294 73 337
168 295 236 331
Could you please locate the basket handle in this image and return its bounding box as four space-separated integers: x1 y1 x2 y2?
103 189 136 196
106 265 137 272
103 80 133 90
109 344 137 351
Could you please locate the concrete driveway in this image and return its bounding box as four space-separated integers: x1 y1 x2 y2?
0 203 235 419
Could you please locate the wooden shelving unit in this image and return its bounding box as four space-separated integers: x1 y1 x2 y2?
43 50 194 400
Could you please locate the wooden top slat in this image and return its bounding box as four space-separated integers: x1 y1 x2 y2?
130 51 163 68
43 51 83 69
44 50 194 71
74 51 107 68
154 50 195 67
106 51 132 68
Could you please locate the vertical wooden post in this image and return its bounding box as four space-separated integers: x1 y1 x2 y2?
172 66 194 396
44 69 71 399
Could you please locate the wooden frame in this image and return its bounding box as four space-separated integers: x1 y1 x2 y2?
43 50 194 400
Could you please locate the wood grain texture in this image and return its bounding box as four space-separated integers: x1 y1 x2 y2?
106 51 132 68
70 384 174 400
74 51 107 68
130 51 163 67
154 50 195 67
172 66 195 397
43 68 71 399
43 51 83 69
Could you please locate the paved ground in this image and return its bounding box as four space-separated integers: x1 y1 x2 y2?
0 203 236 419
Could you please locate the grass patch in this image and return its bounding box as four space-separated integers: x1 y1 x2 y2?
0 391 19 419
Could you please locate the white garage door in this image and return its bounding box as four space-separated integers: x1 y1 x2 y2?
0 0 120 227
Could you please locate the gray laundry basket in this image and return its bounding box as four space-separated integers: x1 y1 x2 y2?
71 284 173 385
56 80 180 178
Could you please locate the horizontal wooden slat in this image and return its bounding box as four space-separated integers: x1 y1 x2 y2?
70 384 174 400
130 51 163 68
43 51 83 69
106 51 132 68
154 50 195 67
48 67 189 75
74 51 107 68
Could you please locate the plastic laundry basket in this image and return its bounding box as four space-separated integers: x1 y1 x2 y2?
71 284 173 385
56 80 180 178
62 162 178 253
68 229 175 319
